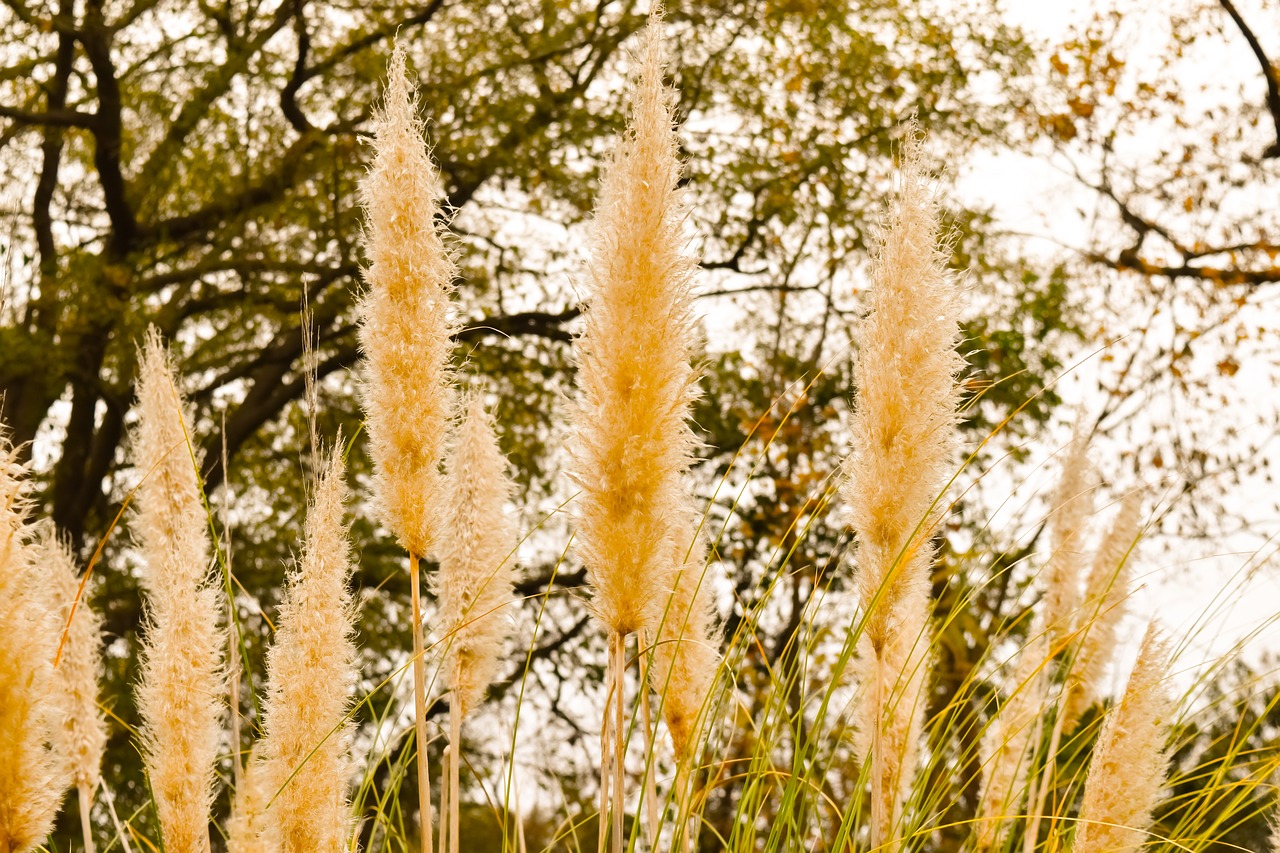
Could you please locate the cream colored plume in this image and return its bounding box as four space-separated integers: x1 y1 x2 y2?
45 530 108 793
256 445 357 853
435 396 519 720
1073 624 1174 853
1063 492 1142 728
1041 433 1095 645
649 517 719 760
976 632 1050 851
226 751 268 853
843 126 962 844
132 327 226 853
568 16 701 638
357 41 457 560
0 440 68 853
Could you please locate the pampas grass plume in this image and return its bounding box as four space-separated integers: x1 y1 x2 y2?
649 518 718 760
435 396 519 720
257 445 357 853
132 327 226 853
226 752 268 853
46 532 107 795
1042 433 1095 644
569 15 700 638
976 632 1050 850
0 440 68 853
44 527 108 853
843 126 962 843
1063 491 1142 727
1073 624 1174 853
357 41 457 560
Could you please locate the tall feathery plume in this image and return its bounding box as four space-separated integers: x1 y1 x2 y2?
0 438 68 853
1072 625 1174 853
434 397 519 853
45 530 108 853
975 633 1050 851
132 328 225 853
225 752 268 853
1041 434 1095 646
568 13 701 852
843 126 963 847
1062 492 1143 729
1022 431 1097 853
256 445 358 853
648 516 718 851
357 42 457 853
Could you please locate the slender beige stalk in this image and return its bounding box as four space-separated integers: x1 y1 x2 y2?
434 397 519 853
45 530 108 853
843 126 963 846
1073 625 1174 853
1062 492 1142 729
0 440 68 853
132 328 225 853
976 632 1050 851
256 446 357 853
568 15 701 850
358 43 458 853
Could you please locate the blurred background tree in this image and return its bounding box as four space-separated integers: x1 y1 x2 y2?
0 0 1276 850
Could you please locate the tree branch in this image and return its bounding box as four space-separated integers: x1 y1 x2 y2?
1219 0 1280 158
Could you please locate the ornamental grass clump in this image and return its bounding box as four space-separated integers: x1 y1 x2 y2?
0 439 67 853
357 41 458 853
842 126 964 848
566 13 704 850
434 396 520 853
132 327 226 853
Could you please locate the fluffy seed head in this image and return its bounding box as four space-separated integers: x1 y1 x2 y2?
257 446 358 853
0 441 68 853
843 127 963 649
976 632 1050 851
434 397 520 720
132 327 226 853
1064 492 1142 728
45 531 108 793
843 126 961 842
1042 433 1096 645
851 602 932 841
649 516 719 760
226 750 268 853
569 18 701 637
357 42 457 559
1074 624 1174 853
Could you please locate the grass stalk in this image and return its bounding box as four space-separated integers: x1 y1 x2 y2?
437 745 449 853
78 785 94 853
611 631 626 853
409 554 434 853
449 702 461 853
639 655 660 848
